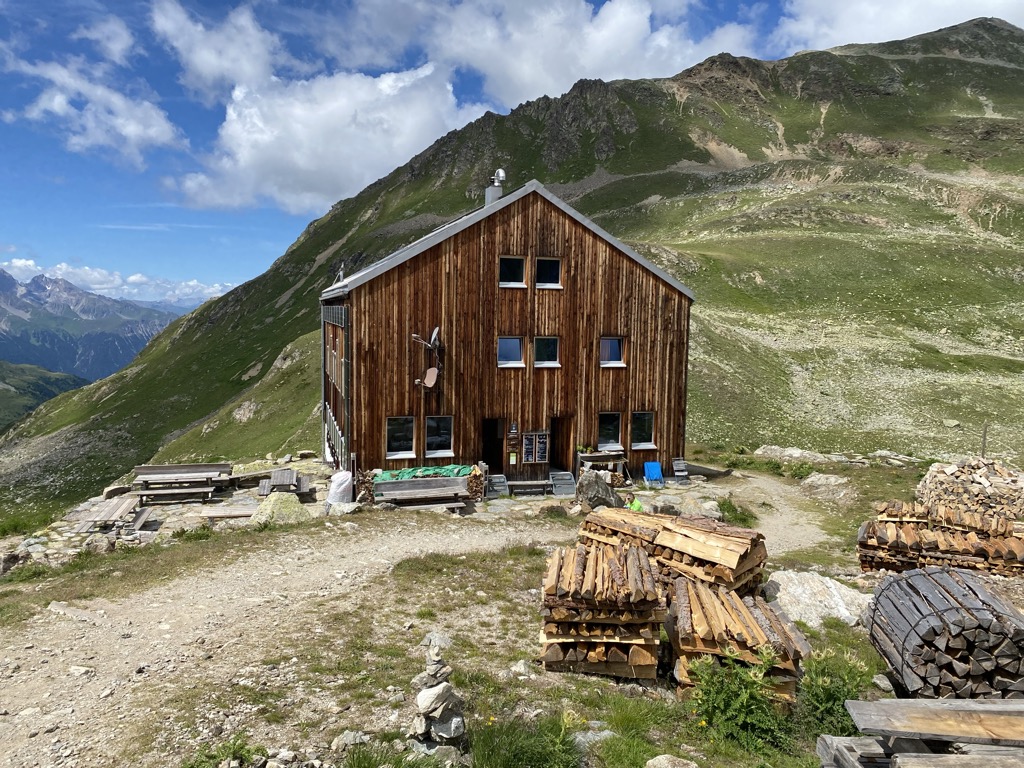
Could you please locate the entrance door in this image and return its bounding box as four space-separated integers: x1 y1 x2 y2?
549 416 574 473
481 418 504 474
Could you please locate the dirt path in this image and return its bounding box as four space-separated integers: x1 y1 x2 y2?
0 476 830 767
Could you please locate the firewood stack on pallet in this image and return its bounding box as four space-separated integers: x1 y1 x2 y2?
579 509 767 592
858 459 1024 575
665 576 810 699
867 567 1024 699
539 542 666 679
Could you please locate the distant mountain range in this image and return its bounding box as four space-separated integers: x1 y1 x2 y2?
0 270 177 381
0 360 88 431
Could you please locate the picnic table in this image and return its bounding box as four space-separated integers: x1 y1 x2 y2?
130 463 231 504
258 468 311 496
69 495 140 535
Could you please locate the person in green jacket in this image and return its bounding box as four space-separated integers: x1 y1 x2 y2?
624 492 643 512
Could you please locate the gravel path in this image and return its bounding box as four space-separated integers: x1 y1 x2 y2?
0 476 830 767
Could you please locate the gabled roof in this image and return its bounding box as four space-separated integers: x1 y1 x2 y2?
320 179 695 301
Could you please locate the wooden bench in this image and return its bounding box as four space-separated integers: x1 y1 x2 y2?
506 479 553 496
258 470 312 497
69 495 139 534
131 508 155 531
374 477 470 508
131 486 217 504
133 463 232 489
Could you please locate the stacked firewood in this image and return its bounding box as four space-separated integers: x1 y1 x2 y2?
867 566 1024 698
858 459 1024 575
355 470 376 501
539 542 665 679
579 509 767 592
465 470 484 501
666 576 810 699
917 458 1024 517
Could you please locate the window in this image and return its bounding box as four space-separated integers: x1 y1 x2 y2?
534 337 560 367
497 336 524 367
498 257 525 287
598 412 623 450
600 337 625 367
386 416 415 459
535 258 562 288
631 412 656 450
426 416 453 457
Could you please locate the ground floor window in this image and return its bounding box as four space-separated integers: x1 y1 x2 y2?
631 411 656 449
426 416 454 457
386 416 415 459
598 412 623 450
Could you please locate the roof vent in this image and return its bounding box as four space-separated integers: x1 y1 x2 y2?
485 169 506 206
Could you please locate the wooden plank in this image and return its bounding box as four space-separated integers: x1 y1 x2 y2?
846 699 1024 745
892 756 1024 768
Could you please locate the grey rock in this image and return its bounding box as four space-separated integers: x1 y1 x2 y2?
330 731 368 750
872 674 894 693
509 659 534 677
388 691 406 704
416 682 454 714
573 729 616 748
576 471 623 509
431 713 466 742
326 502 360 516
420 631 453 649
102 484 131 499
942 419 961 428
407 714 429 738
251 492 317 526
646 757 698 768
0 550 28 576
763 570 871 628
250 757 268 768
297 450 317 459
83 533 114 554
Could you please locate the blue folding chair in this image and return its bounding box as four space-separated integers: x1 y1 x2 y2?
643 461 665 489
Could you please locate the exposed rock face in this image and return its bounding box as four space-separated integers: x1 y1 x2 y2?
763 570 871 627
576 470 624 509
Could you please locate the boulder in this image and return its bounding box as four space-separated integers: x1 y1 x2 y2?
430 713 465 741
646 757 698 768
763 570 871 628
576 470 623 509
416 682 454 714
0 550 28 576
83 533 114 554
102 485 130 499
801 473 854 502
754 445 828 464
251 492 318 526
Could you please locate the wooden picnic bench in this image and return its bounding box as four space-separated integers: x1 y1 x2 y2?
506 479 553 496
257 469 312 497
130 485 218 504
70 495 139 535
132 463 232 489
374 477 470 510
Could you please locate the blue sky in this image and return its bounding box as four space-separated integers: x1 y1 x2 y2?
2 0 1023 303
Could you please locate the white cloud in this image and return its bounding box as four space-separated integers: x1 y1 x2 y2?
3 45 185 167
71 16 136 66
173 63 486 212
151 0 307 104
770 0 1024 54
0 257 226 302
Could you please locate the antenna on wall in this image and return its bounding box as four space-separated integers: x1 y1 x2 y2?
412 327 443 389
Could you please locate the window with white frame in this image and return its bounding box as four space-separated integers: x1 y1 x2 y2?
631 411 656 450
386 416 415 459
600 337 625 367
598 412 623 450
498 256 526 287
426 416 454 457
534 337 560 367
535 258 562 288
497 336 525 367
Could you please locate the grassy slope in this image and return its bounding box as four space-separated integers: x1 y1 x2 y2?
1 19 1023 533
0 361 88 431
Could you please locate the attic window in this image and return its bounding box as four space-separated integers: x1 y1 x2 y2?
536 258 562 288
498 257 526 287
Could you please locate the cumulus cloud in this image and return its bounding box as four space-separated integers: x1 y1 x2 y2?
71 16 135 66
2 45 185 167
0 257 226 303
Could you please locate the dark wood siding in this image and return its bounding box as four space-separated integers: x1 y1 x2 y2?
324 191 690 479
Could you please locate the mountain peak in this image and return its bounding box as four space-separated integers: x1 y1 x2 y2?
828 17 1024 66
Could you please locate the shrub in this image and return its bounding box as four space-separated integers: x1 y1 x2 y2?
339 743 441 767
181 734 267 768
172 526 213 542
796 647 872 738
688 648 792 753
716 496 757 527
470 713 581 768
787 461 816 480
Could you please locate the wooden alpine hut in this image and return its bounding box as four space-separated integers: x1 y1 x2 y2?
320 173 694 484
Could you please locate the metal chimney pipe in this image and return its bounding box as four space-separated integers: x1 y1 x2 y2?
485 168 506 205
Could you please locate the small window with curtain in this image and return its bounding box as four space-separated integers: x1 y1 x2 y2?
598 412 623 450
498 257 526 287
534 337 560 368
386 416 415 459
600 337 625 367
631 411 656 450
497 337 524 367
426 416 453 457
535 258 562 288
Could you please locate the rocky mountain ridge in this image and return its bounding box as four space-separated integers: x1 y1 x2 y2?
0 17 1022 533
0 270 176 381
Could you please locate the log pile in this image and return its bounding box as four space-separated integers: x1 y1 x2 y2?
579 509 767 592
858 459 1024 575
465 470 484 501
539 542 665 679
867 567 1024 699
665 576 810 699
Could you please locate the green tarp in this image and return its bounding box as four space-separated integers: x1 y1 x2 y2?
374 464 474 482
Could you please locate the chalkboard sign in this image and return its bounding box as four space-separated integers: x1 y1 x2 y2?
536 433 548 463
523 434 535 463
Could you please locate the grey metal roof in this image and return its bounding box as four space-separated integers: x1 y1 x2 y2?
320 179 695 301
